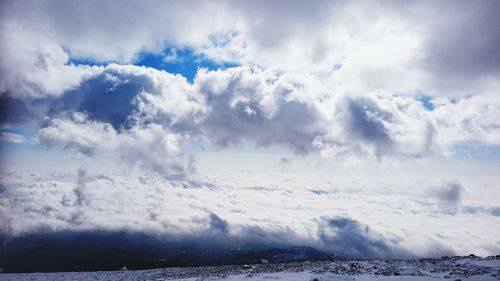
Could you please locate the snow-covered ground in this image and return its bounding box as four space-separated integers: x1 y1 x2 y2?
3 255 499 280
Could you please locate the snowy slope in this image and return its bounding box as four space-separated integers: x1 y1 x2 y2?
3 255 499 280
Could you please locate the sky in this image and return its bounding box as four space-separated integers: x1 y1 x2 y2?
1 0 500 268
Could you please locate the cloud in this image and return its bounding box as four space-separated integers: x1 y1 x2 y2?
1 62 498 165
1 0 234 63
0 132 26 144
39 113 191 176
428 181 464 215
0 96 43 128
491 207 500 217
0 0 499 164
279 157 292 165
54 63 205 130
318 216 404 258
3 161 499 263
31 64 205 176
2 0 499 97
1 168 334 272
430 95 500 148
313 93 438 157
207 212 229 234
419 1 500 92
0 20 101 99
74 169 88 207
193 67 498 158
193 67 326 154
434 182 463 204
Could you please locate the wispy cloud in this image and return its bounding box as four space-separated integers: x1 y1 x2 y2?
0 132 26 144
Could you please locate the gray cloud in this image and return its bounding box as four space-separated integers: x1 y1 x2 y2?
345 97 394 157
208 212 229 234
194 68 324 154
428 181 464 215
0 95 55 129
434 182 463 204
74 169 88 207
279 157 292 165
48 64 204 130
318 216 404 259
491 207 500 217
420 1 500 88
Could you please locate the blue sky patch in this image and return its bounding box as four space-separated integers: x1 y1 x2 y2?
68 47 238 83
135 47 238 83
416 95 434 111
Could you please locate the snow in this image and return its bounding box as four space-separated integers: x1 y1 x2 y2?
2 256 499 280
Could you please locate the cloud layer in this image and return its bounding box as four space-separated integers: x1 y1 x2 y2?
15 64 499 166
2 160 499 263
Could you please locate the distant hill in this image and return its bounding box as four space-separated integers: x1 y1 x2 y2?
0 231 331 273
